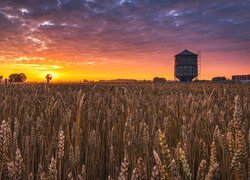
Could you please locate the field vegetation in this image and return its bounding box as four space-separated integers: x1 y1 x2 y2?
0 83 249 179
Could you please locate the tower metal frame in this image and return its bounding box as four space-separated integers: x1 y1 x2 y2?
198 51 201 79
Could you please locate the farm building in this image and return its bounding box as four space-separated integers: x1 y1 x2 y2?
174 49 198 82
232 74 250 82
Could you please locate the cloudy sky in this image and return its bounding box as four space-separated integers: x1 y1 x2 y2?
0 0 249 81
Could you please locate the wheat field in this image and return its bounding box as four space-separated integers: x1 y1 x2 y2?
0 83 249 180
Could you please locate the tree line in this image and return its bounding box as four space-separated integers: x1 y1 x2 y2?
0 73 27 83
0 73 53 83
0 74 229 84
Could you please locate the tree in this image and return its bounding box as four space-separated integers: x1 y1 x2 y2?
0 75 3 82
212 77 227 82
9 73 27 83
45 74 52 83
153 77 167 83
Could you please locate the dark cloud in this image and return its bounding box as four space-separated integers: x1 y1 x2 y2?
0 0 250 66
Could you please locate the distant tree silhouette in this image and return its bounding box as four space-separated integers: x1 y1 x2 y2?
46 74 52 83
153 77 167 83
212 76 227 81
9 73 27 83
0 75 3 82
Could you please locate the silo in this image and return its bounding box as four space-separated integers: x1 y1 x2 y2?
174 49 198 82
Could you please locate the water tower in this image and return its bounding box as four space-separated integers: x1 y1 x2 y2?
174 49 198 82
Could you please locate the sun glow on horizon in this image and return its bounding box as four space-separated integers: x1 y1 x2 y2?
1 53 249 82
42 72 58 81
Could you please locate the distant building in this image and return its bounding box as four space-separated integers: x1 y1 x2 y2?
232 74 250 82
174 49 198 82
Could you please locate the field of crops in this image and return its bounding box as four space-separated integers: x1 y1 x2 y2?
0 83 249 179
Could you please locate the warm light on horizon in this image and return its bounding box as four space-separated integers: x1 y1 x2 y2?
42 72 57 81
1 57 249 82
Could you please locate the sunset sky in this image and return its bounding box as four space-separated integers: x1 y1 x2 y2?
0 0 249 82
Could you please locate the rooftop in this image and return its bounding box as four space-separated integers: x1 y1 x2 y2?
175 49 198 56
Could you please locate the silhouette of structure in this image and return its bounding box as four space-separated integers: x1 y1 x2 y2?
174 49 198 82
232 74 250 82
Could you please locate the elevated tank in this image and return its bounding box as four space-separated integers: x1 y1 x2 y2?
174 49 198 82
